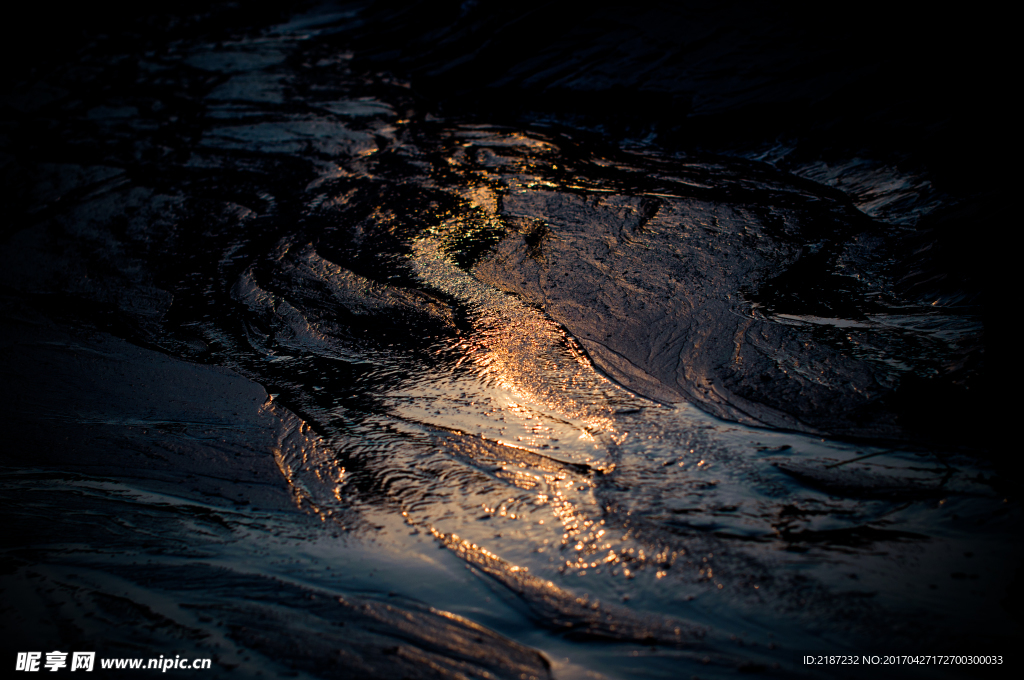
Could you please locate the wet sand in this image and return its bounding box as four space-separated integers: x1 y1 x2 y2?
1 3 1019 678
0 297 553 679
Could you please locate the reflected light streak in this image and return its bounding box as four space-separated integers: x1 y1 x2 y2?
410 223 623 457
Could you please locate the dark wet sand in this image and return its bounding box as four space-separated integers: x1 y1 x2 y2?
1 3 1019 678
0 298 552 679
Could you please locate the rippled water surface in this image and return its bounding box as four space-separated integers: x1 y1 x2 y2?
1 3 1018 678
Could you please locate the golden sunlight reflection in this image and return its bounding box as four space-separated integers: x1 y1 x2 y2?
261 398 351 525
388 216 680 580
424 525 707 651
408 226 639 464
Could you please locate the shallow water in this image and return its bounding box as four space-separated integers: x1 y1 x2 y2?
1 3 1018 678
